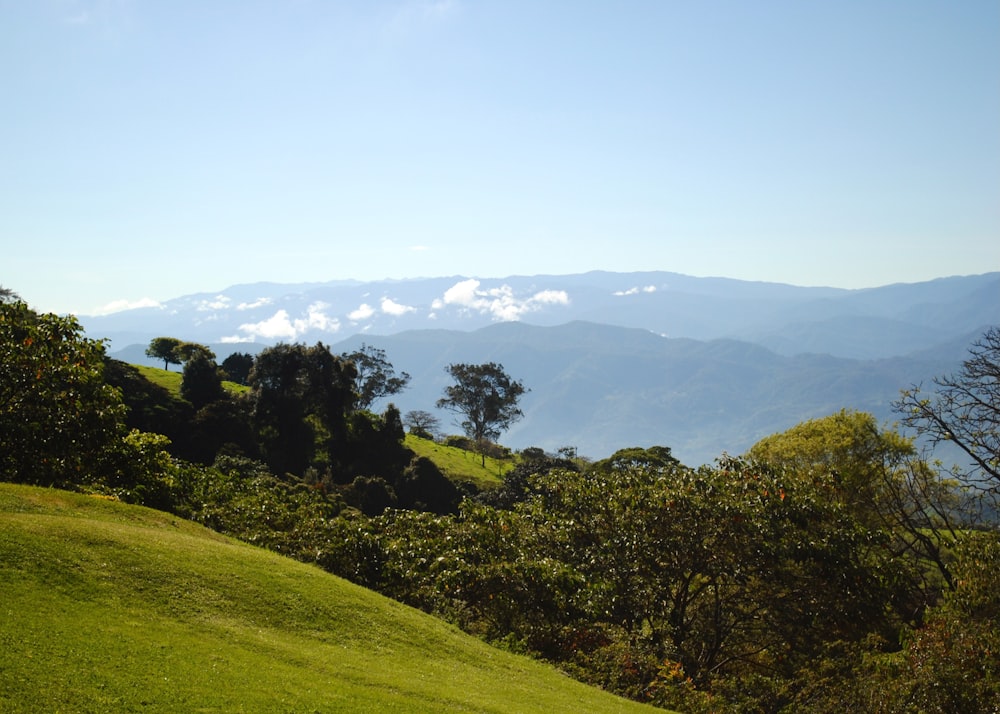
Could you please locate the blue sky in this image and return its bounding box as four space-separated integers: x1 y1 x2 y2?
3 0 998 316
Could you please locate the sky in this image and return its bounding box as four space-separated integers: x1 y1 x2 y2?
2 0 998 316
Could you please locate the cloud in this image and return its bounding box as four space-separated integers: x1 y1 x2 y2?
237 302 340 341
236 297 272 310
348 303 376 321
409 245 430 252
381 297 416 316
438 279 570 321
196 295 231 311
442 278 482 306
613 285 658 296
91 297 162 315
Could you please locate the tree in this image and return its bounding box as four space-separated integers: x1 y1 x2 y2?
174 341 215 365
403 409 440 439
895 326 1000 495
436 362 527 465
0 301 127 486
221 352 254 385
146 336 183 370
342 343 410 410
0 286 20 303
181 352 225 410
249 342 356 477
748 410 962 602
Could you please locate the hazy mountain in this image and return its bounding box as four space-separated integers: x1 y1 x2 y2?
110 319 974 467
97 271 997 465
86 270 998 359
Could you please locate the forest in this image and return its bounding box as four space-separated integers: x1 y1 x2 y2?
2 293 998 713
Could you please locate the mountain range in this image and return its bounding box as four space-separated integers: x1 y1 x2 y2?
94 271 1000 465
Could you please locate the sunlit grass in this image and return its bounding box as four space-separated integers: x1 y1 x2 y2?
133 363 248 397
0 484 664 713
404 433 512 489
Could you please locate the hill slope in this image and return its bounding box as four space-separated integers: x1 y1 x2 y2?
0 484 662 713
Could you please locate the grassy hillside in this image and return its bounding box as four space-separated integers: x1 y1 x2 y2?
133 363 248 396
404 433 512 489
0 484 663 713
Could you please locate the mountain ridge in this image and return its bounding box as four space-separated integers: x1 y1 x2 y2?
93 270 997 465
84 270 998 360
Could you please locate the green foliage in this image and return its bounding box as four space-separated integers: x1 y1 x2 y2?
0 301 127 487
180 352 225 410
343 343 411 410
145 336 183 370
436 362 528 464
329 446 903 708
749 410 963 609
901 532 1000 713
249 342 356 477
220 350 254 385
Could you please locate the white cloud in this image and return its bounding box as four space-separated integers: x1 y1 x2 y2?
438 280 570 321
533 289 571 305
381 297 416 316
196 295 231 311
348 303 376 321
220 334 253 344
236 297 272 310
237 303 340 341
409 245 430 252
238 310 298 340
91 297 162 315
442 278 481 306
613 285 658 296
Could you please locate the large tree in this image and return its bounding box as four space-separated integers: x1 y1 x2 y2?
250 342 356 477
221 351 254 385
145 336 184 370
403 409 440 439
342 343 410 410
436 362 527 464
181 352 225 410
1 301 125 486
0 301 176 504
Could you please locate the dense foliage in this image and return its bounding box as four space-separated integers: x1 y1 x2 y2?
2 297 997 712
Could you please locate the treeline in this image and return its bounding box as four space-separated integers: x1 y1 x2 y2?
2 294 998 713
111 337 464 516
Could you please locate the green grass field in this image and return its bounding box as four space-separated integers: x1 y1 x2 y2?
404 434 513 489
0 484 665 713
133 363 248 397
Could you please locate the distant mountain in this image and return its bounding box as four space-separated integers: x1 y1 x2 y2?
110 319 975 467
95 271 997 465
84 270 999 359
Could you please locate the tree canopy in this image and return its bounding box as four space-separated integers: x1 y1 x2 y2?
343 343 410 410
436 362 527 458
0 301 125 486
146 336 184 370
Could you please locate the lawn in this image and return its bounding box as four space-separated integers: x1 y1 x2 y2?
0 484 666 713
